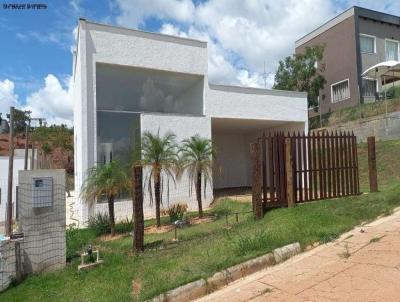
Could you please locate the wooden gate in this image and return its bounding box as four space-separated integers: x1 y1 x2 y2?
259 131 360 210
261 132 288 209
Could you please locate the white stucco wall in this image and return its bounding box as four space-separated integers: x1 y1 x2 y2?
141 113 213 213
212 133 251 188
85 22 207 76
205 84 308 122
0 155 27 224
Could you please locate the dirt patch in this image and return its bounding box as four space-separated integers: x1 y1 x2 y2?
188 216 215 225
145 224 174 234
100 233 126 241
144 215 216 234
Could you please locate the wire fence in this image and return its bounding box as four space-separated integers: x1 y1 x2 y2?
0 182 66 290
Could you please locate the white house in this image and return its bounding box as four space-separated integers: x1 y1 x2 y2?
73 19 308 225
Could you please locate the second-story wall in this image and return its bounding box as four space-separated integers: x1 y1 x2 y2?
359 16 400 97
296 15 359 117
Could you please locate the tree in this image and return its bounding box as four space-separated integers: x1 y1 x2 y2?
132 165 144 253
12 109 30 134
180 135 215 218
140 130 178 227
81 161 129 236
273 45 326 108
31 125 74 194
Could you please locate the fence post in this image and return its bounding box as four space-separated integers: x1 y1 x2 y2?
285 138 295 208
367 136 378 193
132 165 144 253
251 141 263 220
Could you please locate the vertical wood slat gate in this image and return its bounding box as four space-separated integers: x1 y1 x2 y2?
260 131 360 209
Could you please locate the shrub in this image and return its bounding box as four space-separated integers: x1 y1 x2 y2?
66 223 97 261
88 212 111 235
115 217 134 234
386 86 400 99
167 203 188 222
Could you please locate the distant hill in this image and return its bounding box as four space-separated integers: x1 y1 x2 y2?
0 134 27 156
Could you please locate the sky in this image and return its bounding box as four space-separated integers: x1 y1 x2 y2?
1 0 400 126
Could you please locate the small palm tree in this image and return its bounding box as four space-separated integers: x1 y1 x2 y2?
81 161 129 236
141 130 179 227
180 135 215 218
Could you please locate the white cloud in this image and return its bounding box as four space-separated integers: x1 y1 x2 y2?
24 75 73 126
115 0 336 88
0 79 18 117
115 0 195 28
0 75 73 126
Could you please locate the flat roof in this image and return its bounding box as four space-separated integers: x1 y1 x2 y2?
80 18 207 48
209 84 307 98
295 6 400 48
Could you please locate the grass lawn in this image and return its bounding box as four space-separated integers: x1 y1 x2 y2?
1 139 400 302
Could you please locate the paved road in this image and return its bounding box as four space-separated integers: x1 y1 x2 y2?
197 209 400 302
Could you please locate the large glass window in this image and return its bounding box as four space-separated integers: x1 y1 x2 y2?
360 34 375 54
96 63 204 115
96 111 141 164
385 40 399 61
362 79 377 98
331 79 350 103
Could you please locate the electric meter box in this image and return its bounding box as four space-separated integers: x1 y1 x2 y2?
32 177 53 208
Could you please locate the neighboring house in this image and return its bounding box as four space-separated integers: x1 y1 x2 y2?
73 19 308 225
296 6 400 117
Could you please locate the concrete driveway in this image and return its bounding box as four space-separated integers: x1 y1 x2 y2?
197 209 400 302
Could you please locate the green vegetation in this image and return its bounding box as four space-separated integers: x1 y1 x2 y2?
309 98 400 130
140 130 179 227
1 139 400 301
81 161 130 236
274 45 326 108
180 135 215 218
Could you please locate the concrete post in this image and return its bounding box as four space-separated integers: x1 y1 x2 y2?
251 141 263 220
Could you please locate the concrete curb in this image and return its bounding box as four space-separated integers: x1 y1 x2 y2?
146 242 301 302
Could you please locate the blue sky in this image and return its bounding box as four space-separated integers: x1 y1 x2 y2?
1 0 400 125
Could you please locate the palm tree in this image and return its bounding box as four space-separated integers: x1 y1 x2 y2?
81 161 129 236
180 135 215 218
141 130 178 227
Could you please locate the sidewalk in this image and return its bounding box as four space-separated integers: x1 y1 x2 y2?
197 209 400 301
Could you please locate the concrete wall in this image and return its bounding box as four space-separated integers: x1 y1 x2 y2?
323 111 400 143
206 84 307 122
18 169 66 274
0 238 23 291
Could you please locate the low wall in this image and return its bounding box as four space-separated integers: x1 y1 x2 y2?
318 111 400 143
0 238 23 291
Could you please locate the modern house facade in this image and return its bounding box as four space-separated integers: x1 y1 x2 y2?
73 19 308 225
296 7 400 117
